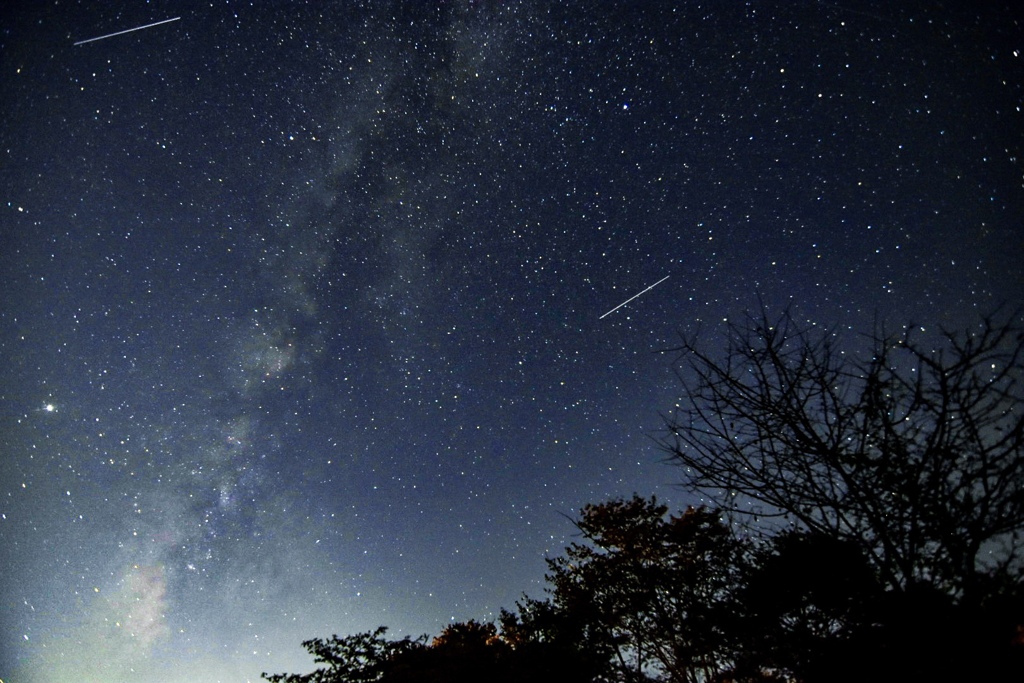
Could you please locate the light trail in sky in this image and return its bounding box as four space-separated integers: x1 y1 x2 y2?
599 275 670 319
73 17 181 46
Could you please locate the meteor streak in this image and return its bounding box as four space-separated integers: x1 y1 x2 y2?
73 17 181 46
599 275 670 319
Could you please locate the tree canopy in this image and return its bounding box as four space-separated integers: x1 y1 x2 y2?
267 310 1024 683
659 309 1024 601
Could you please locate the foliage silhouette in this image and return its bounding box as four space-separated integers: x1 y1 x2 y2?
267 310 1024 682
540 497 746 682
262 627 425 683
262 617 601 683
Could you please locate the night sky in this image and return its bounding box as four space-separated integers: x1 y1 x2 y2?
1 1 1021 681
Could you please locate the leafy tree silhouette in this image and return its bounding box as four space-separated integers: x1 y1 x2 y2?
538 497 746 682
263 617 603 683
268 310 1024 683
262 627 425 683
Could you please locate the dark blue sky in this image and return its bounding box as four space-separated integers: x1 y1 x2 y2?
2 1 1021 681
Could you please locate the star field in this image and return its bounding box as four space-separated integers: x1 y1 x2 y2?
1 2 1021 681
